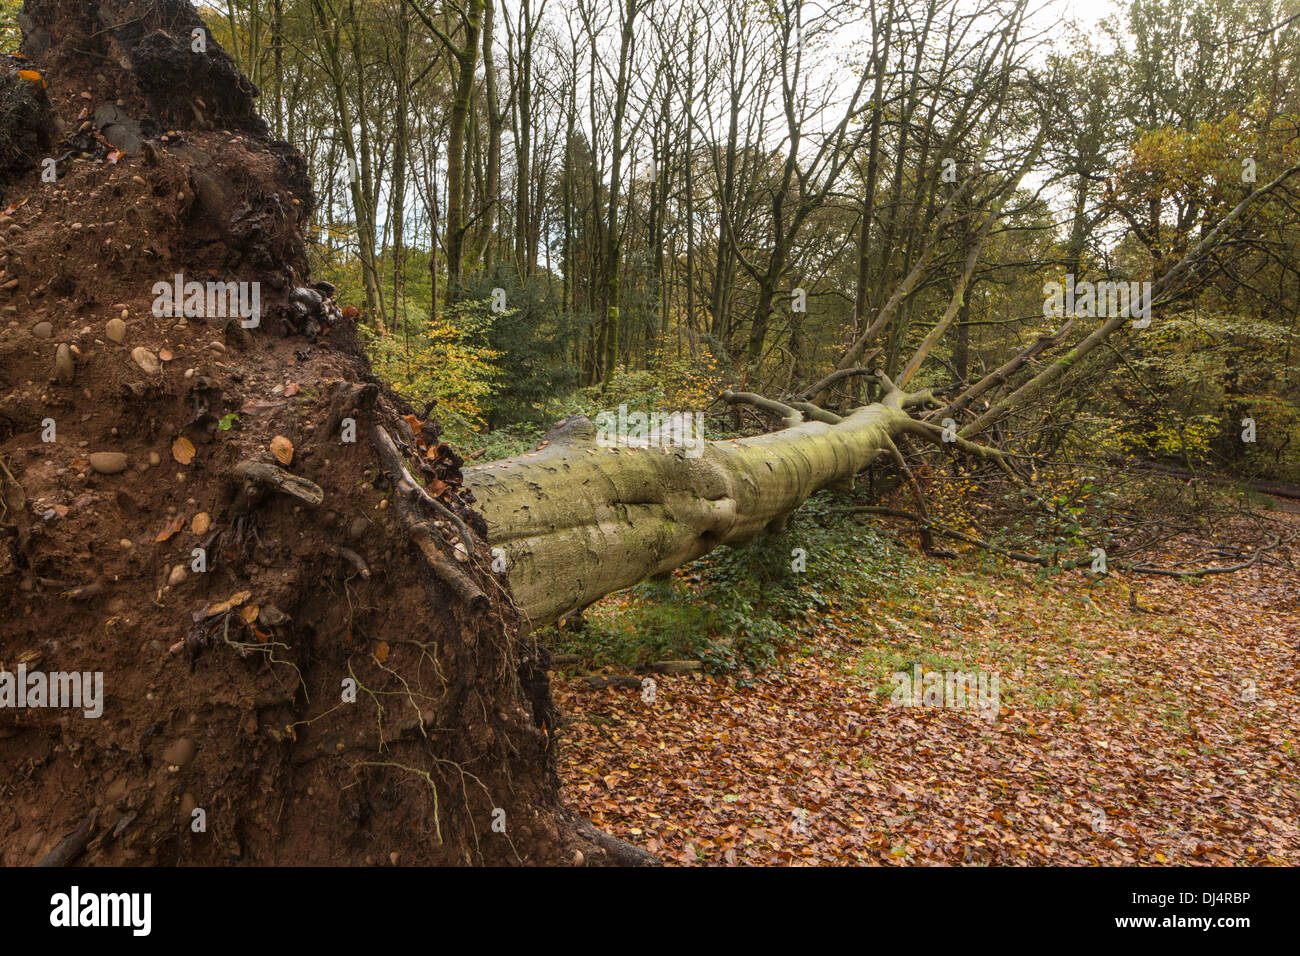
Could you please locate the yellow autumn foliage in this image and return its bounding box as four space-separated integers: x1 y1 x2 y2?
363 304 501 444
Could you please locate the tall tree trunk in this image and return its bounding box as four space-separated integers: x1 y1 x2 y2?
430 147 439 319
479 0 502 273
271 0 284 139
349 0 386 326
854 0 891 348
600 0 639 387
683 29 696 355
309 0 385 328
392 5 412 329
413 0 485 305
514 0 534 274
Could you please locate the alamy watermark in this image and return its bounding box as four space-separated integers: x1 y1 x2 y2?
0 665 103 718
1044 274 1151 329
593 405 706 458
152 274 260 328
890 664 999 720
50 886 150 936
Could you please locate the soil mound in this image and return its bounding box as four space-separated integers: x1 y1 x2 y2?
0 0 641 866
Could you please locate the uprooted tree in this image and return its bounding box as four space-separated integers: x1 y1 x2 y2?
0 0 1295 868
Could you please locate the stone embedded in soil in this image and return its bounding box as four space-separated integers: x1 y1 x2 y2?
105 318 126 343
32 321 52 338
162 738 196 767
54 343 74 384
88 451 128 475
191 512 210 535
258 605 289 626
167 564 186 586
131 347 160 373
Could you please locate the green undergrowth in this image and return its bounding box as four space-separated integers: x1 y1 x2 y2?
542 493 940 676
458 369 733 462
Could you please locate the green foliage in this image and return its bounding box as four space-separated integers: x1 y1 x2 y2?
461 421 548 461
1108 311 1300 480
0 0 20 55
361 298 502 445
460 267 579 429
536 353 726 435
549 494 906 674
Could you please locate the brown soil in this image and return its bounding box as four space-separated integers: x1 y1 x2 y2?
0 0 644 866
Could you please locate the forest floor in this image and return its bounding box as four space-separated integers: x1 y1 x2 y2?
553 508 1299 865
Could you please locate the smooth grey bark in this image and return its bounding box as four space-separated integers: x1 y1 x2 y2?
465 379 934 625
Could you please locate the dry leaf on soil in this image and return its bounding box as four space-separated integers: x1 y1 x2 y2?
172 436 195 465
270 435 294 466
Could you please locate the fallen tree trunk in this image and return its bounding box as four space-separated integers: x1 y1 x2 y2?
1133 461 1300 501
466 376 941 626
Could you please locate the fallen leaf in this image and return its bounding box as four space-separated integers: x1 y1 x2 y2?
373 641 390 664
270 435 294 466
172 436 196 465
154 517 184 543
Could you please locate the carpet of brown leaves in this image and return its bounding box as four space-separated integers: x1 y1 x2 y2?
555 515 1299 865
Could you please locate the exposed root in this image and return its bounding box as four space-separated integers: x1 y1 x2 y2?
35 809 98 868
232 460 325 506
408 521 490 611
324 381 379 438
372 423 488 610
372 423 475 550
326 545 371 579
